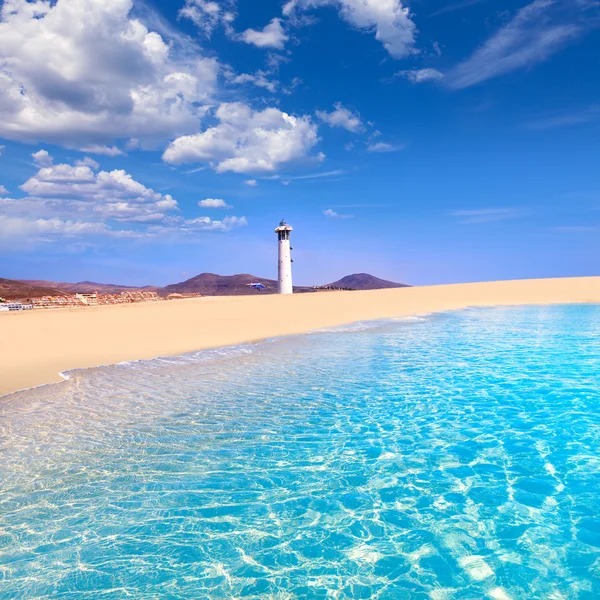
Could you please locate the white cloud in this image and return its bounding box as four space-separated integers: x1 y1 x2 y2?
228 71 279 93
179 0 235 36
0 0 219 149
324 208 352 218
0 184 9 195
0 215 109 242
397 68 444 83
244 179 258 186
367 141 403 152
0 145 5 156
162 102 320 173
19 157 179 224
32 149 53 167
446 0 582 90
281 169 344 183
176 215 247 231
316 103 364 133
76 157 100 169
198 198 232 208
283 0 417 58
450 208 524 224
428 0 486 18
0 152 247 245
240 18 288 49
79 145 125 157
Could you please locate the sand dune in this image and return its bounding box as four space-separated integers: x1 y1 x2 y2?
2 276 600 397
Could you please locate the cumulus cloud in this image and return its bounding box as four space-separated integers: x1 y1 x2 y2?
76 157 100 169
0 0 219 149
0 184 9 195
0 151 247 244
240 18 288 49
244 179 258 186
20 158 180 224
179 0 235 36
32 150 53 167
283 0 417 58
162 102 320 173
397 68 444 83
446 0 583 90
316 103 364 133
324 208 352 218
198 198 232 208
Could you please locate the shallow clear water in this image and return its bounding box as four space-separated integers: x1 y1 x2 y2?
1 305 600 599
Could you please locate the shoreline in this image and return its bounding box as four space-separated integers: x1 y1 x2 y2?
3 276 600 397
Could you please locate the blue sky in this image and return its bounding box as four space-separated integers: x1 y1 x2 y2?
0 0 599 286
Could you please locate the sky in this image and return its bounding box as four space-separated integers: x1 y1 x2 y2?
0 0 599 287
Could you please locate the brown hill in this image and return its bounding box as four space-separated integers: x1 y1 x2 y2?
0 278 70 301
325 273 410 290
21 280 155 294
159 273 314 296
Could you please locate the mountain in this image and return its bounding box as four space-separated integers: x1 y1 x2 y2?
0 278 70 300
5 272 409 301
160 273 277 296
159 273 314 296
324 273 410 290
21 280 155 294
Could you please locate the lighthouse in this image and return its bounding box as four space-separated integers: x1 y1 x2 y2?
274 219 293 294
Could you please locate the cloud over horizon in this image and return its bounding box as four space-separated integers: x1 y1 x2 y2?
0 150 247 245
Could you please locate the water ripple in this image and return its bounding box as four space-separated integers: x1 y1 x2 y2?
1 306 600 598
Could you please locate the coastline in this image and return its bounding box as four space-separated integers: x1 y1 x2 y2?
2 276 600 397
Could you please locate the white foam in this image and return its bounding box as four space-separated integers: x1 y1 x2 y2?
347 544 382 564
458 555 494 581
429 589 456 600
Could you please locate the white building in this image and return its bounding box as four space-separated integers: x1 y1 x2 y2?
274 219 293 294
0 303 32 311
75 293 98 306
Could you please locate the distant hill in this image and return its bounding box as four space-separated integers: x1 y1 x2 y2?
159 273 314 296
21 280 155 294
4 272 410 301
324 273 410 290
0 278 70 300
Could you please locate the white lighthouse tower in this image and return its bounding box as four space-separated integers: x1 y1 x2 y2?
274 219 293 294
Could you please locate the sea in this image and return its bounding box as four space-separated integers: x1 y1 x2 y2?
0 305 599 599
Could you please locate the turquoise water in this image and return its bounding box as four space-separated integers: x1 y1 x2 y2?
1 305 600 599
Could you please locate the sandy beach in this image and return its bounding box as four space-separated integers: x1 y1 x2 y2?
2 276 600 397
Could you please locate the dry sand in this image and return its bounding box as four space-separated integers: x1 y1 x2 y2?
2 276 600 397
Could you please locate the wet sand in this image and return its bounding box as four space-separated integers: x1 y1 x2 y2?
2 276 600 396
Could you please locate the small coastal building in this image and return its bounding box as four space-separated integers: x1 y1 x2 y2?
1 302 32 311
75 293 99 306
